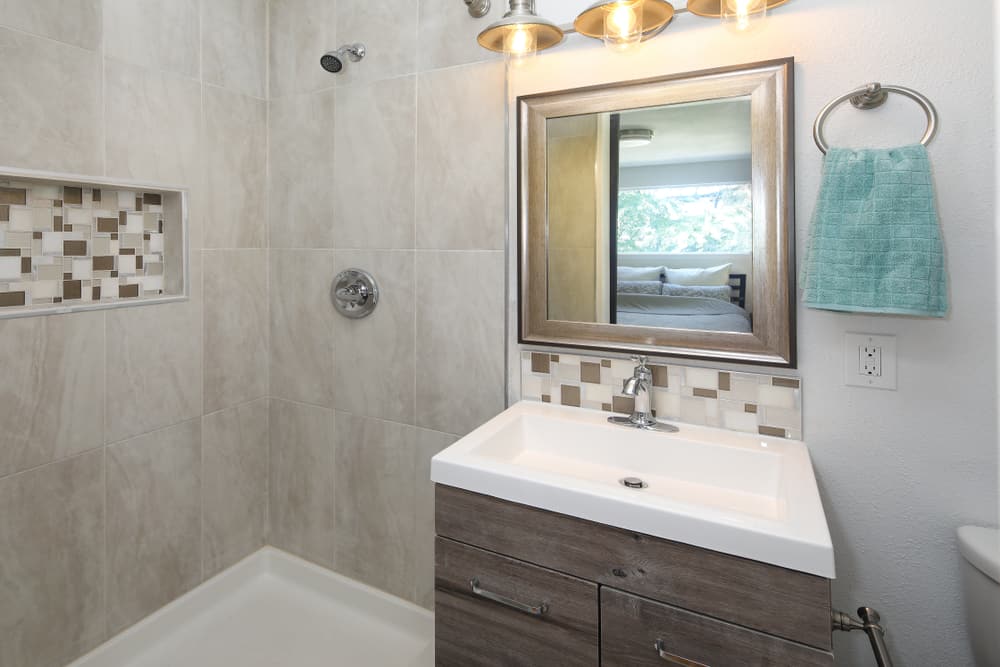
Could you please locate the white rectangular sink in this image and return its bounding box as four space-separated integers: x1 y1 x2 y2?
431 401 835 578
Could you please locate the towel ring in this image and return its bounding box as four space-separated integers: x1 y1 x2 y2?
813 83 938 154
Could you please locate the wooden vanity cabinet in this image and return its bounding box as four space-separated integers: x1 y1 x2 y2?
435 485 834 667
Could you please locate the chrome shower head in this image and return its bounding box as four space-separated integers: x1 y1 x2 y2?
321 43 366 73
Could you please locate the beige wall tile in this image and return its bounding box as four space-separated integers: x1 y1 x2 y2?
268 0 334 99
417 0 504 71
416 251 505 435
412 428 459 608
203 86 267 249
334 0 417 85
270 249 337 407
105 253 203 444
0 451 105 667
334 414 455 606
333 77 416 249
0 28 102 174
104 0 200 78
203 399 269 576
104 59 203 186
202 0 268 98
268 89 338 249
0 311 104 477
332 250 416 423
106 419 202 634
0 0 102 50
269 398 337 568
415 62 505 250
204 249 268 413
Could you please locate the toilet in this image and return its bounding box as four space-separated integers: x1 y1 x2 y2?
958 526 1000 666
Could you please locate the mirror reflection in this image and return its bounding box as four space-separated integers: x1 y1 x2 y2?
546 97 754 333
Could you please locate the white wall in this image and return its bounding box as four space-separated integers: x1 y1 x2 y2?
619 158 752 188
507 1 997 665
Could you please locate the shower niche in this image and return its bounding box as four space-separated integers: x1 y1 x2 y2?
0 168 189 318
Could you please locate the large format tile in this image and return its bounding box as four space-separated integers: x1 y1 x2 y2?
106 419 202 634
203 86 267 248
416 251 505 435
0 451 104 667
416 62 506 250
333 77 416 249
104 59 202 186
269 399 337 568
204 249 268 413
270 249 336 407
331 250 416 424
105 253 203 444
0 311 104 478
202 0 268 98
268 89 338 249
334 0 418 85
417 0 504 71
203 398 269 576
104 0 200 78
334 413 455 605
0 0 102 50
334 414 456 606
0 28 102 174
269 0 335 99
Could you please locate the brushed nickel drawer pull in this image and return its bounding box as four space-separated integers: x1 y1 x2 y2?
654 639 710 667
469 578 549 616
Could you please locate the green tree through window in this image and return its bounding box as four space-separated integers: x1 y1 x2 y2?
617 184 752 253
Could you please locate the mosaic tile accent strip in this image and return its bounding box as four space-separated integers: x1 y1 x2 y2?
0 177 179 315
520 351 802 439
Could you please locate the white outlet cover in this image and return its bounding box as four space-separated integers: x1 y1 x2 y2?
845 333 897 390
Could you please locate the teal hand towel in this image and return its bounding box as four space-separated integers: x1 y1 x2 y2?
800 144 948 317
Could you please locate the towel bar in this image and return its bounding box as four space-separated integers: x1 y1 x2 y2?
813 83 938 154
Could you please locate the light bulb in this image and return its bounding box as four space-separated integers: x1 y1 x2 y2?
504 25 537 64
603 1 643 51
722 0 766 33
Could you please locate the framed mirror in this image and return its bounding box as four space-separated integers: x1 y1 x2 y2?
518 58 795 367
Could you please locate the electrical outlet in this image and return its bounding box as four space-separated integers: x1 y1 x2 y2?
845 333 897 390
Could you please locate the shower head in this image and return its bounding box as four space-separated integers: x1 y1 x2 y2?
321 43 366 73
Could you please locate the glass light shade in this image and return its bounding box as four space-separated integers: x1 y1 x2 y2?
574 0 674 49
477 3 563 57
722 0 766 32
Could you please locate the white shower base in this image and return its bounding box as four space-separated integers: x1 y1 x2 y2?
69 547 434 667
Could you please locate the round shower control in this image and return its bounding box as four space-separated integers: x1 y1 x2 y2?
331 269 379 319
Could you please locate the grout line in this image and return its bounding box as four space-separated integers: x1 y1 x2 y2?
268 396 465 441
101 444 109 642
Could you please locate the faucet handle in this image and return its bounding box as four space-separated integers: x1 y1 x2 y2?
630 355 649 368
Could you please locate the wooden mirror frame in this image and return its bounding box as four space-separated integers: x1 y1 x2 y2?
518 58 796 367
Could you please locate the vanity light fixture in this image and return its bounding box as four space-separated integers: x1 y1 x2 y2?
619 128 654 147
465 0 791 57
687 0 789 32
574 0 675 51
477 0 564 60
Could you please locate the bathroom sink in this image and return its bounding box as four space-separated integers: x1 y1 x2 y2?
431 401 835 578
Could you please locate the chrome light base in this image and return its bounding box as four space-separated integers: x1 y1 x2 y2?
465 0 491 17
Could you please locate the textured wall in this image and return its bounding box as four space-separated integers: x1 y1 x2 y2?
266 0 508 608
0 2 270 665
510 1 998 665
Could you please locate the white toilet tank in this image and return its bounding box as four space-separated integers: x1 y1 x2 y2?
958 526 1000 666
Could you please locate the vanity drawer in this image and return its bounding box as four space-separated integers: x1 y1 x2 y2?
601 588 834 667
435 536 600 667
436 485 832 650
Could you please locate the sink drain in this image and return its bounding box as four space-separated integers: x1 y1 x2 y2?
620 477 648 489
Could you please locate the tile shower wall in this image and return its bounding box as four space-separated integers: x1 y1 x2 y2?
266 0 508 608
520 351 803 439
0 3 269 666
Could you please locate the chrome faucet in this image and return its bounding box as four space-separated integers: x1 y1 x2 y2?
608 356 679 432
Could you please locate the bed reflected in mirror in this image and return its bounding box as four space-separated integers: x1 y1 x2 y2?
546 97 753 333
519 59 795 366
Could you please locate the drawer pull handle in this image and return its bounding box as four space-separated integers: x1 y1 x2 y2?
654 640 710 667
469 578 549 616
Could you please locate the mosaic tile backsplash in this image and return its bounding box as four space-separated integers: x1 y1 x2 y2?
0 178 179 313
520 351 802 439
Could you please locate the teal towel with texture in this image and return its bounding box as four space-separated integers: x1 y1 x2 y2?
800 144 948 317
